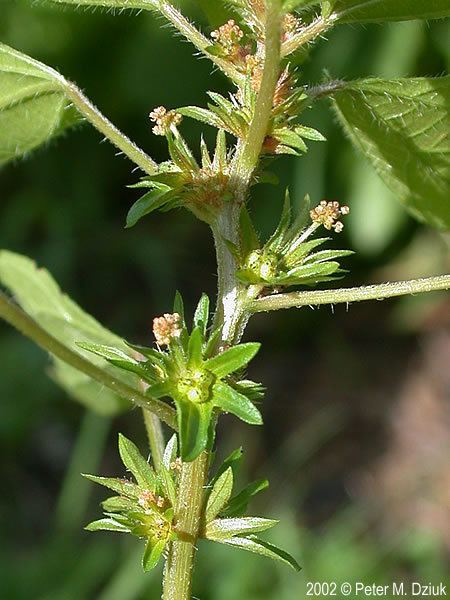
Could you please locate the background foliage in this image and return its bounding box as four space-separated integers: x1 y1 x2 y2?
0 0 449 597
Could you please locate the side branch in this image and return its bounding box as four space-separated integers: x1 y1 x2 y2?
281 14 334 57
64 82 158 174
0 292 177 429
250 275 450 312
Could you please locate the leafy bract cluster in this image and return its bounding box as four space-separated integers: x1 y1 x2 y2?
79 294 264 461
85 434 179 572
230 194 352 289
202 447 301 570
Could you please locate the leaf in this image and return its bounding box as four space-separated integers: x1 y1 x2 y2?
187 327 204 367
176 400 213 462
0 250 133 415
177 106 225 130
216 536 301 570
273 129 308 153
163 434 178 470
223 479 269 518
85 518 130 533
82 474 140 499
210 447 243 487
205 517 278 540
267 190 291 251
204 343 260 378
213 381 263 425
102 496 134 512
173 291 185 322
142 538 166 572
239 207 260 255
294 125 326 142
0 43 81 165
118 434 157 490
333 0 450 23
205 467 234 522
332 77 450 229
158 464 177 506
76 342 149 379
126 187 173 228
193 294 210 336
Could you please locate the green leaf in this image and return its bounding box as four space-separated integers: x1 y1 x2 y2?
267 190 291 251
204 343 260 378
176 400 213 462
223 479 269 518
173 291 185 322
205 517 278 539
213 381 263 425
76 342 149 379
187 327 204 367
85 518 130 533
294 125 326 142
205 467 234 522
210 447 243 487
0 43 81 165
118 434 157 490
126 187 173 228
239 207 261 255
158 464 177 506
82 474 140 499
217 536 301 570
304 249 354 264
102 496 134 512
332 77 450 229
333 0 450 23
163 434 178 470
274 129 308 153
193 293 210 336
177 106 225 130
142 538 166 572
0 250 133 415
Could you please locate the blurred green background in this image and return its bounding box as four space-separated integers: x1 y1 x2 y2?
1 1 449 598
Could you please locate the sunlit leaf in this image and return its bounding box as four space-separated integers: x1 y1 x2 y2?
205 517 278 539
118 434 157 489
215 535 301 570
332 76 450 229
205 467 234 523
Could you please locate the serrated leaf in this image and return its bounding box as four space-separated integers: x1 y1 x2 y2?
274 129 308 153
85 518 130 533
0 250 133 415
205 517 278 539
163 434 178 470
333 0 450 23
217 536 301 570
223 479 269 518
206 467 234 522
118 434 157 490
0 43 81 165
142 538 166 572
333 76 450 229
193 294 210 336
82 474 140 498
213 381 263 425
176 400 213 462
204 343 260 378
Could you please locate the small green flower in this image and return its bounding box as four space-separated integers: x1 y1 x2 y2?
84 434 179 572
78 294 264 462
230 191 353 289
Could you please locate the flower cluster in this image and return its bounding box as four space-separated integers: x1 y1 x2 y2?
211 19 245 61
84 434 179 572
310 200 350 233
227 193 352 289
149 106 182 136
79 294 264 461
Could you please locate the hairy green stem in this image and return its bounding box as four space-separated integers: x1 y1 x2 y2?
162 452 209 600
250 274 450 312
231 0 283 201
142 408 165 471
0 291 177 428
281 14 334 57
64 82 158 174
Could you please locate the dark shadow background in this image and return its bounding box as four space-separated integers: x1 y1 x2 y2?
1 1 449 598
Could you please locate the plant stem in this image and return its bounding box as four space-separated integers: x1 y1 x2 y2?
231 0 283 201
281 14 334 58
250 274 450 312
162 452 209 600
0 291 177 429
64 82 158 174
142 408 165 471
